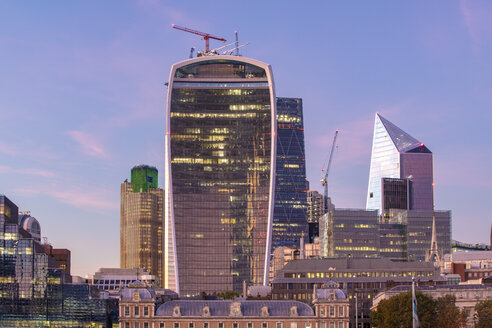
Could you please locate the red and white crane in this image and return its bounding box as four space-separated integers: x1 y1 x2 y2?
172 24 226 52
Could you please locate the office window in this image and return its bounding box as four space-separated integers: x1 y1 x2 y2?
174 323 180 328
338 306 343 317
262 323 268 328
329 306 334 317
338 323 343 328
125 306 130 317
233 323 239 328
189 323 195 328
248 323 253 328
329 323 334 328
134 323 139 328
204 323 209 328
144 306 149 316
144 323 149 328
135 306 140 316
218 323 224 328
320 323 325 328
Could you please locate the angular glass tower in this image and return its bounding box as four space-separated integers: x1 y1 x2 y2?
366 113 433 213
165 56 276 296
272 97 308 248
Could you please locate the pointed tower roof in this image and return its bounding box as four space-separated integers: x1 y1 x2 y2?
376 113 431 153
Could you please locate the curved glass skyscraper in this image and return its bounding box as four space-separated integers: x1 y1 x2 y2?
164 56 276 296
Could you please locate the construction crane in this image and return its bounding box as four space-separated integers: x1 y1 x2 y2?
172 24 226 52
321 130 339 213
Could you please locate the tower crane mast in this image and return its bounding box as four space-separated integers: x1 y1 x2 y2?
172 24 226 52
321 130 339 213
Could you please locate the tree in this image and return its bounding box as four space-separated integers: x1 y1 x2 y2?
218 291 240 299
474 299 492 328
435 295 467 328
371 291 437 328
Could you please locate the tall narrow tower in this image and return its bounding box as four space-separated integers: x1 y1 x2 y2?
165 56 276 296
121 165 164 286
272 97 308 248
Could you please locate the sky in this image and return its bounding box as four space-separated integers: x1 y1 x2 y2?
1 0 491 276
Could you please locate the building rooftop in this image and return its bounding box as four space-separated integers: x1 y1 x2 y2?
281 258 438 272
272 276 446 284
388 284 492 292
450 251 492 262
156 300 314 317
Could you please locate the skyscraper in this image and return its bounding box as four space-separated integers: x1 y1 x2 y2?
121 165 164 286
319 114 451 261
272 97 308 248
165 55 276 296
367 113 433 214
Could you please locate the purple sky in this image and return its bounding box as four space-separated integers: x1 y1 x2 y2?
1 1 491 276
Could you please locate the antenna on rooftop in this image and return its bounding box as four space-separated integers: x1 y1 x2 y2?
235 31 239 56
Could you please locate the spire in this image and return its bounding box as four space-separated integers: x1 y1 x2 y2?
426 212 441 264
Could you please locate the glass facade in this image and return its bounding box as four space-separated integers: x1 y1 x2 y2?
366 113 433 213
319 209 379 258
272 97 308 248
165 57 275 296
0 195 117 327
120 166 163 286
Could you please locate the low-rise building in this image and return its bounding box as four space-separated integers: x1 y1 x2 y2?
86 268 159 294
119 282 351 328
271 258 445 328
443 251 492 282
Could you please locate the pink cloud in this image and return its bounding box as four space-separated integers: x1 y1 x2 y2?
67 130 110 159
460 0 492 53
0 165 55 178
15 186 118 212
0 141 19 156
